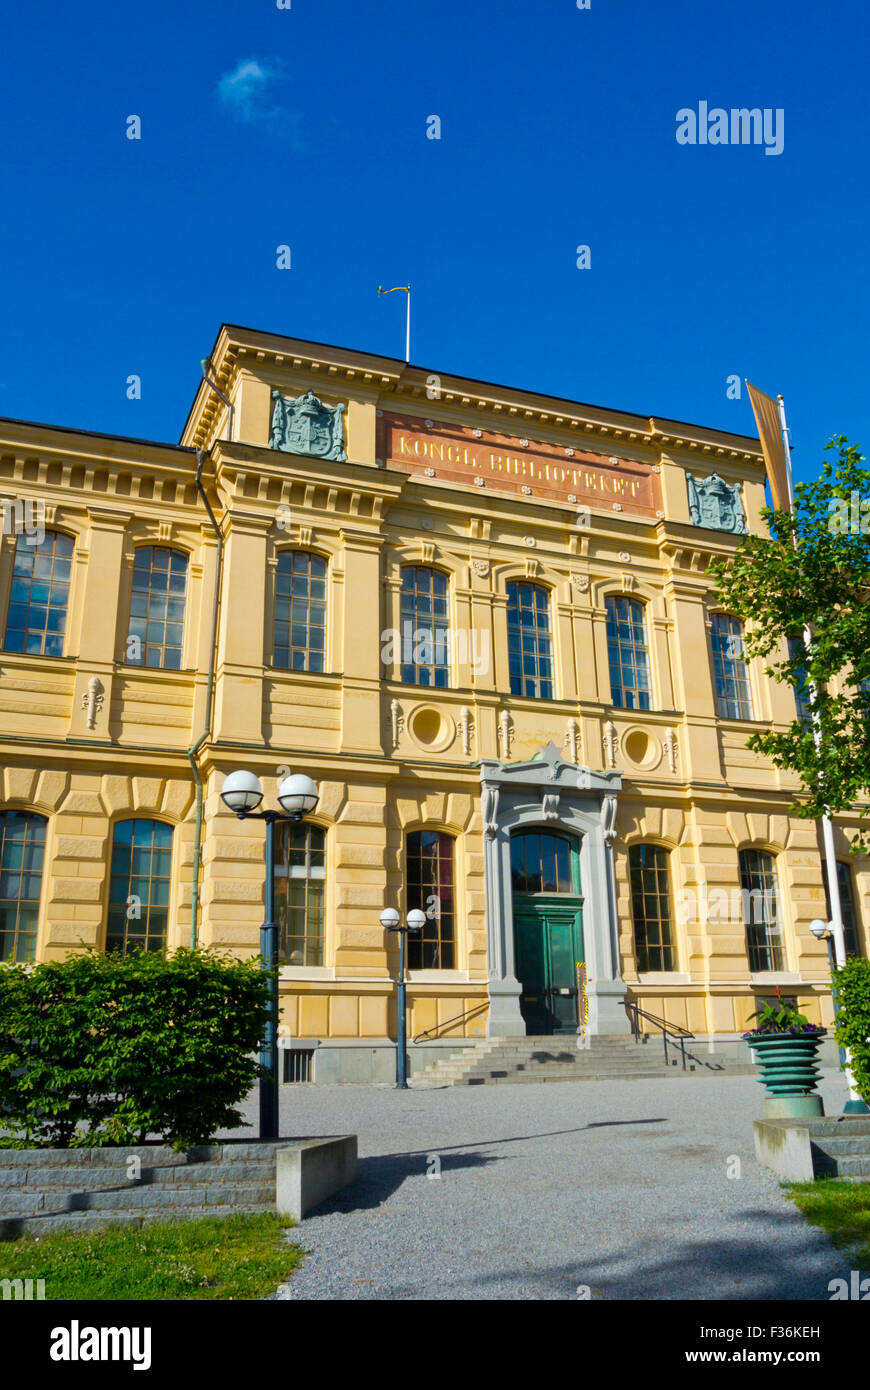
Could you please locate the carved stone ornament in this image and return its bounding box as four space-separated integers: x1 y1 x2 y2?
498 709 513 761
472 559 490 576
603 720 618 770
602 793 618 844
81 675 105 730
390 698 404 750
686 471 748 534
541 790 560 822
572 573 590 592
664 726 678 774
270 389 346 460
564 717 581 764
460 705 474 757
482 783 499 839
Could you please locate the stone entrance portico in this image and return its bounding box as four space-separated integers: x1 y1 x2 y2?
480 742 630 1038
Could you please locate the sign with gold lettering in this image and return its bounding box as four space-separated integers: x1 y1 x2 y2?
379 414 661 516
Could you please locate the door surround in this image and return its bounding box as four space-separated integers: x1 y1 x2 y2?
480 740 628 1037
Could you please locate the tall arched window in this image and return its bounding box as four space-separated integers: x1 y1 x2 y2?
399 566 450 687
3 530 74 657
739 848 784 972
274 551 327 671
274 821 326 965
823 859 863 958
507 582 553 699
711 613 754 720
605 596 651 710
106 819 173 953
629 844 676 972
0 810 46 961
127 547 188 669
406 831 455 969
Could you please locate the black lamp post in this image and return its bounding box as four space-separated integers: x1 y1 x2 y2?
381 907 425 1088
221 770 319 1139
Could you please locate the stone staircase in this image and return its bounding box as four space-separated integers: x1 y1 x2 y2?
411 1034 755 1088
0 1142 279 1238
807 1117 870 1180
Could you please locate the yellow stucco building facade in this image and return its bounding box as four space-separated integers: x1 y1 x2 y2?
0 323 865 1081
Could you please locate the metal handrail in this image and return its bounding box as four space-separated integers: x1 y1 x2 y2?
624 999 695 1071
413 1003 489 1044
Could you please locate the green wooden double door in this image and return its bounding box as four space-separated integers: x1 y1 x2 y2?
510 831 584 1036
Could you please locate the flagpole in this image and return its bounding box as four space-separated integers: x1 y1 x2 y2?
777 394 865 1112
377 284 411 363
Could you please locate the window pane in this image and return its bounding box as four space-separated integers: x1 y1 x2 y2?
739 849 784 971
127 548 187 670
629 844 676 972
506 583 553 700
273 552 328 672
106 819 172 955
397 568 451 688
274 822 326 965
2 532 73 658
0 811 47 963
406 831 455 969
711 614 754 720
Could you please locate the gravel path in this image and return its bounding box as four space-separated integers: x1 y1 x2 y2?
240 1068 858 1300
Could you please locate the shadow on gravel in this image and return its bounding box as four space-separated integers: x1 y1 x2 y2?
314 1149 503 1212
376 1207 850 1301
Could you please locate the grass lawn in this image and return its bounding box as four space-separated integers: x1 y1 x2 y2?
785 1180 870 1268
0 1213 306 1300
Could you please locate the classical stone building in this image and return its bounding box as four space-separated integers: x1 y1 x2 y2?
0 323 866 1081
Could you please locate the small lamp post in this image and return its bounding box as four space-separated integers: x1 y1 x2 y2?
221 770 319 1138
380 907 425 1088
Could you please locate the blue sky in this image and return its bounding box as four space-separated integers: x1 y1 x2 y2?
1 0 867 483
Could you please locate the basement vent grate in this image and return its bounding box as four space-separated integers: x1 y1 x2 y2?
283 1049 314 1084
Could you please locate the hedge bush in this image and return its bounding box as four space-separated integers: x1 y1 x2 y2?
833 956 870 1104
0 948 272 1149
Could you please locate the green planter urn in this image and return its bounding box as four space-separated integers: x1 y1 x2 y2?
745 1029 827 1119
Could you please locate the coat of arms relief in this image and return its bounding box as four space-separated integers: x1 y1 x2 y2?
269 388 347 461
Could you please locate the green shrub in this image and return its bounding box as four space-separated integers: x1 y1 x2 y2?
0 948 271 1149
833 956 870 1103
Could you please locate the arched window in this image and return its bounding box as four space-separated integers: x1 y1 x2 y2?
605 596 651 710
507 582 553 699
399 566 450 687
0 810 46 961
823 859 863 958
711 613 754 720
274 821 326 965
510 831 577 894
274 551 327 672
127 547 188 670
629 844 676 972
3 530 74 657
406 831 455 969
739 848 784 972
106 819 173 953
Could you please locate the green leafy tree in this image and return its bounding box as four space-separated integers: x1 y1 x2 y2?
0 948 272 1149
709 437 870 850
832 957 870 1102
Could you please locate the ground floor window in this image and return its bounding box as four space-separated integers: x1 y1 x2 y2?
740 848 784 972
406 830 455 969
106 818 172 953
0 810 46 962
823 859 862 957
275 821 325 965
629 843 676 972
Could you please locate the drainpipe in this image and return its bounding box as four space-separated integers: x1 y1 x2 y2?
186 430 226 946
